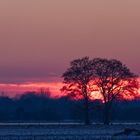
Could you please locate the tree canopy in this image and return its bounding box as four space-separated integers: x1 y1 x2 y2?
62 57 139 125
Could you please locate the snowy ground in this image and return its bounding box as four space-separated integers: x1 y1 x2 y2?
0 123 139 140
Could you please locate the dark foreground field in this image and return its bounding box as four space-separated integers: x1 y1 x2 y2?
0 123 139 140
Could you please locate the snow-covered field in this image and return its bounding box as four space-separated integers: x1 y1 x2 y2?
0 123 139 140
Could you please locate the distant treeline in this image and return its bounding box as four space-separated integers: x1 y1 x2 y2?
0 92 139 122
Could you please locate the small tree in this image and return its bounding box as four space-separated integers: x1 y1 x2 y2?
62 57 94 125
38 88 51 97
91 58 138 125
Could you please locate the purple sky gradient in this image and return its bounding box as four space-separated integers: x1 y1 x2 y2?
0 0 140 84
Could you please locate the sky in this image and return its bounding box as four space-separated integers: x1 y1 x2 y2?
0 0 140 96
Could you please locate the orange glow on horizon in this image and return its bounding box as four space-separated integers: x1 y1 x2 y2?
0 82 64 98
0 79 139 100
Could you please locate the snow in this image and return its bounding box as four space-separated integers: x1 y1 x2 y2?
0 123 139 139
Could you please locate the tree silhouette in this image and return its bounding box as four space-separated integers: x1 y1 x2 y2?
91 58 138 125
38 88 51 97
61 57 94 125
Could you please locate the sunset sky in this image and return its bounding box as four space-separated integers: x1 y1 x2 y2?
0 0 140 97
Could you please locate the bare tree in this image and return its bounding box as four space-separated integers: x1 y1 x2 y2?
61 57 94 125
38 88 51 97
91 58 138 125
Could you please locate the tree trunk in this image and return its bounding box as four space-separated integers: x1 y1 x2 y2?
83 85 90 125
85 97 90 125
104 103 110 125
